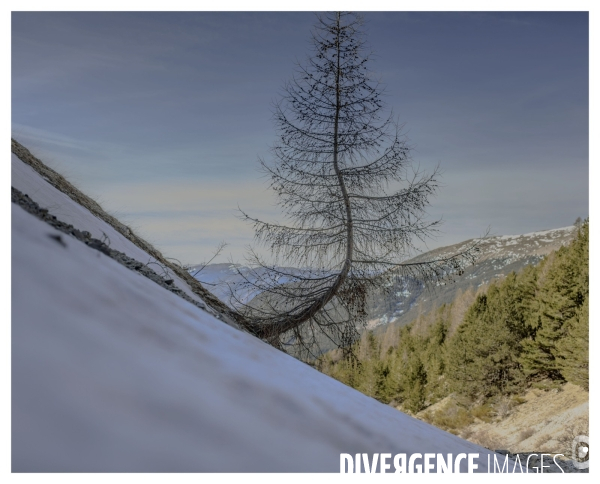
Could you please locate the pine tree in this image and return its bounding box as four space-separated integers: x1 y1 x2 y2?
520 221 588 381
423 313 450 402
446 275 529 398
555 298 588 390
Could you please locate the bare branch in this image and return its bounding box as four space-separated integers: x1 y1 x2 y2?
191 240 228 279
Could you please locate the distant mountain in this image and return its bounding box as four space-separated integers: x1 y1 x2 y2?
192 225 579 334
187 263 318 307
367 225 579 333
187 263 248 303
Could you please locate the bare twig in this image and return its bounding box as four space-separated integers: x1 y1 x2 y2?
190 241 228 279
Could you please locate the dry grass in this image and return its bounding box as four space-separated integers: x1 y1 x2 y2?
556 415 589 458
470 429 503 450
418 383 588 460
531 379 563 391
533 433 552 448
422 402 474 431
493 397 514 419
511 394 527 405
518 427 535 442
471 403 495 423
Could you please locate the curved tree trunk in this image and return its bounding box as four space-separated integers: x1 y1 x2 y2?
253 13 353 340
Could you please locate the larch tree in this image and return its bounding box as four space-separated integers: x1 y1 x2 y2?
233 12 480 358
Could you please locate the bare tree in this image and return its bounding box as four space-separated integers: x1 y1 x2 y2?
234 12 480 358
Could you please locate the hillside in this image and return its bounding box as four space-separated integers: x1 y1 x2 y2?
11 142 503 472
318 221 589 472
419 383 589 457
367 226 578 332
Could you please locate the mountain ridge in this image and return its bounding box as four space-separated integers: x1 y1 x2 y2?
368 224 578 333
193 225 579 335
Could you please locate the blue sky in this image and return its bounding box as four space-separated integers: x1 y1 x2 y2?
11 10 589 265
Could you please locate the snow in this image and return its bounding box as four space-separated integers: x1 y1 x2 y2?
12 154 505 472
498 226 574 241
191 262 326 307
11 153 206 308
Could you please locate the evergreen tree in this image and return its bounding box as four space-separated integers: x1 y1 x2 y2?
555 298 588 390
520 221 588 381
423 313 450 402
446 274 530 398
394 326 427 412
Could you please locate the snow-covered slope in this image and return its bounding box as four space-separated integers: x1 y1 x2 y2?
11 153 208 310
12 149 504 472
411 227 578 265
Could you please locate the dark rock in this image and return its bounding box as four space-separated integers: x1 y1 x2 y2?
47 234 67 247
